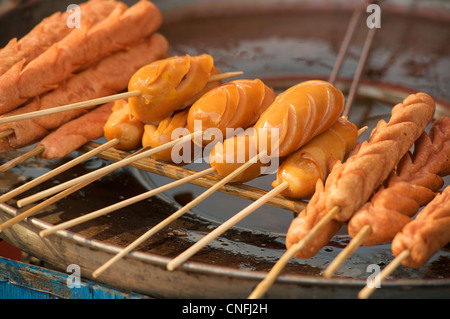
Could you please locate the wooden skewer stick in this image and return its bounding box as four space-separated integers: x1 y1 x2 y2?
0 92 139 126
0 72 243 126
328 4 363 84
0 142 148 233
322 224 372 278
39 167 216 238
248 206 340 299
358 249 410 299
208 71 243 82
166 181 289 271
16 131 202 208
342 26 377 118
0 174 96 232
0 139 120 204
92 150 267 278
0 128 14 139
0 145 45 173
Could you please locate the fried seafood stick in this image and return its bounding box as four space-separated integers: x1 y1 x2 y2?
0 0 162 113
0 33 169 152
0 0 123 76
391 185 450 268
348 116 450 245
325 93 436 222
37 102 115 160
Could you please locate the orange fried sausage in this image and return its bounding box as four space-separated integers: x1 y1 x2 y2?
253 80 345 158
104 100 144 151
187 79 276 145
209 128 263 183
207 80 347 184
128 54 220 124
272 117 358 198
142 109 193 163
209 117 358 188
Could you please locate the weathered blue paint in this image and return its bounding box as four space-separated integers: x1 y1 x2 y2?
0 257 148 299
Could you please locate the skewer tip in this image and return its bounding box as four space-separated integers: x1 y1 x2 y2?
39 230 48 238
357 250 410 299
166 263 176 272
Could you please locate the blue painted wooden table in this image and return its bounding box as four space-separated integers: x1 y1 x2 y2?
0 256 148 299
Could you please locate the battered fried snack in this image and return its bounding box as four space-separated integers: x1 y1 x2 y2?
391 185 450 268
285 178 345 259
0 0 162 113
0 0 123 76
325 92 436 222
348 116 450 245
38 102 114 160
0 33 168 152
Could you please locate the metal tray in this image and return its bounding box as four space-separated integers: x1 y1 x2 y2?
1 0 450 298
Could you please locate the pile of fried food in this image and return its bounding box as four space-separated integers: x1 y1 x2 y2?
0 0 167 159
0 0 449 296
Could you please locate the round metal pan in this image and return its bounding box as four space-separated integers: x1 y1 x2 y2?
1 0 450 298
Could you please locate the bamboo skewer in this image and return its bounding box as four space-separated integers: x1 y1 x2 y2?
0 92 138 126
0 139 120 204
322 224 372 278
81 141 307 213
39 167 216 238
0 72 243 126
328 4 363 84
343 26 377 118
0 129 13 139
0 139 119 203
248 206 340 299
0 174 98 232
166 181 289 271
16 131 202 208
92 150 268 278
0 140 136 232
0 145 45 173
358 250 410 299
